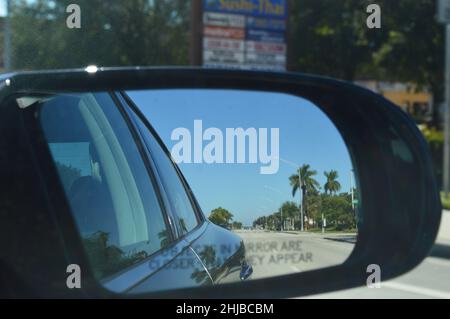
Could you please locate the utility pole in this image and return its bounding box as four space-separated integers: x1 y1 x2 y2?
444 24 450 197
280 206 283 231
285 0 291 71
3 0 12 71
350 169 355 211
439 0 450 197
321 212 325 233
299 170 304 232
190 0 203 66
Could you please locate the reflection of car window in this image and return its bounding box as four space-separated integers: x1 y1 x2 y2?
38 93 170 280
129 110 199 235
48 142 91 193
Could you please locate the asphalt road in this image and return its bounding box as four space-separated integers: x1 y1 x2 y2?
234 230 355 280
235 210 450 298
306 254 450 299
308 211 450 299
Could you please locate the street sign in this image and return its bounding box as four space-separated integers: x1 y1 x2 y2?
203 0 286 18
352 199 359 205
204 49 245 64
203 12 246 28
246 41 286 54
438 0 450 24
246 29 285 43
249 64 285 71
204 37 245 51
247 16 286 31
204 26 245 39
202 0 287 71
246 52 286 64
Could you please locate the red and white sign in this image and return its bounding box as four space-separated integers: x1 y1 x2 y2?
203 26 245 40
246 41 286 55
203 12 246 28
204 37 245 51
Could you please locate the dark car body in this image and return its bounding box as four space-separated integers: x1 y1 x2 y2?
0 67 440 299
0 82 251 298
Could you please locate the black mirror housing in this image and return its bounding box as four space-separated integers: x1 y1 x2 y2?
0 67 441 298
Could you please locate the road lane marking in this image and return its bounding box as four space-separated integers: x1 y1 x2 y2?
383 282 450 299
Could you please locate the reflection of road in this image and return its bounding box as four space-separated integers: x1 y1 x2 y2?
234 230 355 280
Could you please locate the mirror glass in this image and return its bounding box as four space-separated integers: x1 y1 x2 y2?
31 89 360 293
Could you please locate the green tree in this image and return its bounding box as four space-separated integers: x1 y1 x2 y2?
288 0 444 126
368 0 444 126
280 201 298 219
266 212 281 231
288 0 377 80
10 0 190 70
208 207 234 229
253 216 267 229
289 164 320 229
321 193 355 231
305 191 322 227
421 125 444 186
324 170 341 195
232 221 243 230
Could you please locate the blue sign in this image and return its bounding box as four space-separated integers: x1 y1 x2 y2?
246 29 285 43
246 16 286 31
203 0 287 19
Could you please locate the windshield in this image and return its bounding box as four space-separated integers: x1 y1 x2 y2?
1 0 449 300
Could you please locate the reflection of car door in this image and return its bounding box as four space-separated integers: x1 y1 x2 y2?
188 223 247 285
108 236 213 294
116 93 215 292
118 92 250 286
37 92 213 294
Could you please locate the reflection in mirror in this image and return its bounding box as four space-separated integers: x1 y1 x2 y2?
29 89 360 294
128 89 359 281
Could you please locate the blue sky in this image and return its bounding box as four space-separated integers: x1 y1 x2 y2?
128 89 354 226
0 2 5 17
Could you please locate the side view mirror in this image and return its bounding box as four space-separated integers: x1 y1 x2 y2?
0 68 441 298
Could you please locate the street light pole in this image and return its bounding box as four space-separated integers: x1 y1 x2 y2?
299 170 304 232
4 0 12 72
190 0 203 66
350 169 355 211
438 0 450 196
444 24 450 197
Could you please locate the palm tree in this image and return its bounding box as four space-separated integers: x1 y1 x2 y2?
289 164 320 230
324 170 341 195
